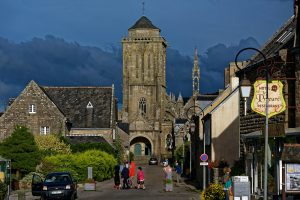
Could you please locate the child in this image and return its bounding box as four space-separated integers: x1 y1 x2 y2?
137 167 145 189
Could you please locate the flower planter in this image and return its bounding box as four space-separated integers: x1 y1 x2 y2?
84 182 96 191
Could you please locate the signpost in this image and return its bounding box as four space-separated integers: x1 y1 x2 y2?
251 80 286 117
200 153 208 162
200 153 208 188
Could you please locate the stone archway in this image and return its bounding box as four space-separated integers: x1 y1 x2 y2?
130 136 152 157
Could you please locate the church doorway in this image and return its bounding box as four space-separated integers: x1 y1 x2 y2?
130 136 152 156
134 144 142 155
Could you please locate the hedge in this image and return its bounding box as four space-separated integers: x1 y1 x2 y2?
37 150 117 182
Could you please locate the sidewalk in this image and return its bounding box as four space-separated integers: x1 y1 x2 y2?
8 190 39 200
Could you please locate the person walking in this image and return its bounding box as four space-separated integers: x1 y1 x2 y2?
223 167 232 200
137 167 145 189
175 161 182 184
121 163 130 189
129 160 136 188
163 164 173 192
113 165 121 189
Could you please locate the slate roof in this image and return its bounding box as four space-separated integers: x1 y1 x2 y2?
196 94 218 101
249 16 295 63
175 118 188 124
129 16 159 30
42 86 113 129
117 122 130 134
66 136 108 144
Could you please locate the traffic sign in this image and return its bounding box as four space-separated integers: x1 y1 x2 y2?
200 153 208 162
200 162 208 166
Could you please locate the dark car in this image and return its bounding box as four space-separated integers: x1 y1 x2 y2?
32 172 77 200
149 157 158 165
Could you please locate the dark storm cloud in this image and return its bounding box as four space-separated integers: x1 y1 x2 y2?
167 37 260 97
0 35 260 111
0 35 122 110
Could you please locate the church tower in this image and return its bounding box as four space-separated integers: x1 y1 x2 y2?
122 16 167 157
192 48 200 95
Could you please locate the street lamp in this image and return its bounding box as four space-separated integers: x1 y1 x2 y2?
186 103 206 189
235 47 268 200
190 122 195 179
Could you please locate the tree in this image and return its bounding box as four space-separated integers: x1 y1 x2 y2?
34 135 71 156
0 126 41 178
113 133 125 164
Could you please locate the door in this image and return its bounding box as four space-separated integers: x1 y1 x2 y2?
31 173 43 196
134 143 142 156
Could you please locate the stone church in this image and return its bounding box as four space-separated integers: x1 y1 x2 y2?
120 16 214 159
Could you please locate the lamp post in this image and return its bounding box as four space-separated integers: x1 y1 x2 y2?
186 103 205 189
235 47 268 200
190 122 195 179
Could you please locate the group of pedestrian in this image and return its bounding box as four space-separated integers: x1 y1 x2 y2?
114 161 146 190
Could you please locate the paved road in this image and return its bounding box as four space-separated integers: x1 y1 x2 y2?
77 165 200 200
9 165 201 200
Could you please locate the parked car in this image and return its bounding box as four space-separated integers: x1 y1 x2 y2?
32 172 77 200
149 157 158 165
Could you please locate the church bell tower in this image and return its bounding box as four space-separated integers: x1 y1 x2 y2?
192 48 200 95
121 15 168 157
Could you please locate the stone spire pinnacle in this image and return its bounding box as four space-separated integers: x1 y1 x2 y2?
177 92 183 102
192 48 200 95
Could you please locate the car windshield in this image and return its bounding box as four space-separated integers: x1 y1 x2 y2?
45 174 71 183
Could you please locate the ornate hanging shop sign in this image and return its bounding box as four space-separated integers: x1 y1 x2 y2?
251 80 286 118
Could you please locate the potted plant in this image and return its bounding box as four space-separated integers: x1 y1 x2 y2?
84 178 96 191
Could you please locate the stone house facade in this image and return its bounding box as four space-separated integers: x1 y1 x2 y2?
0 80 117 145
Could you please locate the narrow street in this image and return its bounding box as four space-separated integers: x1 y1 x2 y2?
77 164 201 200
9 165 201 200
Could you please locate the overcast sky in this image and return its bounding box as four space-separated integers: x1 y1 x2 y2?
0 0 295 111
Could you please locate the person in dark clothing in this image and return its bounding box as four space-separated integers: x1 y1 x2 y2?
114 165 121 189
121 163 130 189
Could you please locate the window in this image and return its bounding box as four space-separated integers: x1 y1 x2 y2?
40 126 50 135
29 104 36 113
139 97 146 116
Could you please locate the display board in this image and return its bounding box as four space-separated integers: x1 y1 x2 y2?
286 163 300 192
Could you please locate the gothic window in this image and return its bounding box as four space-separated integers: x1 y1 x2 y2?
166 134 173 150
136 54 139 78
29 104 36 114
40 126 50 135
148 54 151 77
139 97 146 116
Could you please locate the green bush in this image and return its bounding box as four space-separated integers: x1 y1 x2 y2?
175 143 189 165
37 150 117 182
201 183 225 200
69 142 115 155
35 135 71 156
0 181 7 200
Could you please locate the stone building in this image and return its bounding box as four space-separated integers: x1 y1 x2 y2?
120 16 216 160
230 2 300 197
0 80 117 145
121 15 176 158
